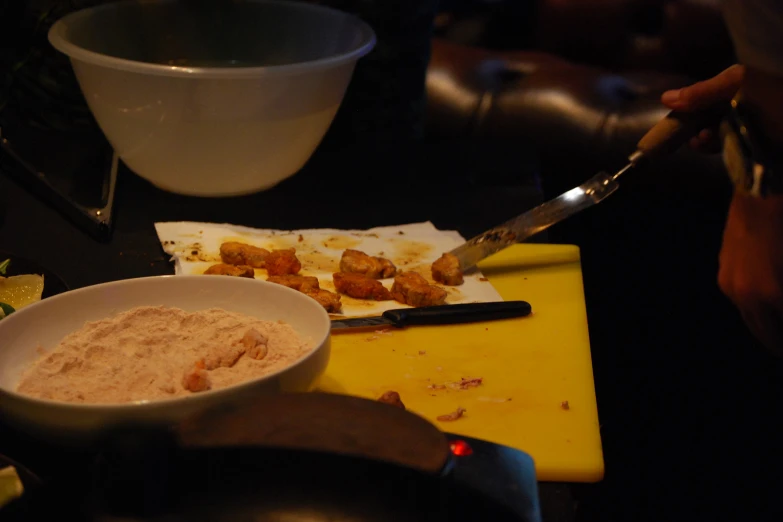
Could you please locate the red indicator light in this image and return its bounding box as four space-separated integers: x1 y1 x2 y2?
450 439 473 456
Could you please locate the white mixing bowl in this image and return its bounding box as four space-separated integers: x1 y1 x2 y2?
48 0 376 196
0 276 331 444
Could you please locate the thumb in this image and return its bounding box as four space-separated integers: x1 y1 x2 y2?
661 64 745 111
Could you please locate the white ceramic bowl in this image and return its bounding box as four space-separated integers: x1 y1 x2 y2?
48 0 375 196
0 276 331 444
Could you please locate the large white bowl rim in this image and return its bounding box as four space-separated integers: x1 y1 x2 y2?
48 0 377 78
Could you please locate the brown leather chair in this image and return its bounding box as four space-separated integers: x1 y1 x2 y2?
535 0 735 77
437 0 735 80
424 38 728 198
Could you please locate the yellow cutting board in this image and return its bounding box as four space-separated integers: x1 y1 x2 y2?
317 244 604 483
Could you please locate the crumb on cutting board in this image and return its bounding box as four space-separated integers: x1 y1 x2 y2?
437 407 466 422
477 397 510 403
428 377 483 391
378 391 405 410
456 377 483 389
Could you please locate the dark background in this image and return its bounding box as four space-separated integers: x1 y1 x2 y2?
2 1 783 521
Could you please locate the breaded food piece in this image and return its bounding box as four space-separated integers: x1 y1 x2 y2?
266 274 339 313
391 272 447 307
182 361 210 392
267 274 320 293
220 242 270 268
378 391 405 409
265 249 302 276
204 263 255 278
304 289 342 313
202 344 246 371
339 249 397 279
333 272 392 301
431 253 464 286
437 407 466 422
240 328 269 360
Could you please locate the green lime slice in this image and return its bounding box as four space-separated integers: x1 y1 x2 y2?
0 302 14 319
0 466 24 509
0 303 16 319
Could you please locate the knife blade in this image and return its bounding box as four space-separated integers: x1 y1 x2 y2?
449 171 619 271
449 103 728 271
331 301 532 330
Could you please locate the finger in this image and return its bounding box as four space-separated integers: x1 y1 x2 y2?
719 259 783 355
696 128 723 153
688 128 722 153
698 139 723 154
661 64 745 111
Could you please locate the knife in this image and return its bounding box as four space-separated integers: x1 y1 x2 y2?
330 301 531 330
449 104 728 272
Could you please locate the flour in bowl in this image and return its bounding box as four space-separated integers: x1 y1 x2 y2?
16 306 312 404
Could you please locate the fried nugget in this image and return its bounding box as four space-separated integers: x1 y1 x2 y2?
304 289 342 313
391 272 447 307
340 249 397 279
204 263 255 278
431 253 463 286
267 274 320 293
219 241 269 268
333 272 392 301
265 249 302 276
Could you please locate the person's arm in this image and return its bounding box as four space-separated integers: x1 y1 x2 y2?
722 0 783 145
717 64 783 353
659 1 783 354
741 67 783 145
718 1 783 353
661 1 783 152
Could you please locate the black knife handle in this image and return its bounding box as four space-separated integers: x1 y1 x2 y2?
382 301 532 327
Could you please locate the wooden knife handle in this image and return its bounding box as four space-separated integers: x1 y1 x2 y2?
635 103 729 159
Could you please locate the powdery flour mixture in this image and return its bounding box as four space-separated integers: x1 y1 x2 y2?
16 306 312 404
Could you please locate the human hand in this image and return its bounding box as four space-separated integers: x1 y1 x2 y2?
660 64 745 152
663 64 783 353
718 193 783 354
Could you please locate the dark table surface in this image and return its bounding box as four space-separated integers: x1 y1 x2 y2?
0 133 546 288
0 147 581 521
